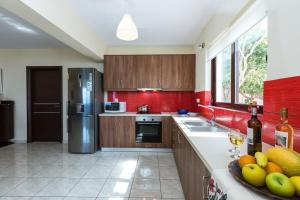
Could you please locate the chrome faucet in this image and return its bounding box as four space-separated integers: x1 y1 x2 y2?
197 104 215 126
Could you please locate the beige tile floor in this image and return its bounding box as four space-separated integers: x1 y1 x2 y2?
0 143 184 200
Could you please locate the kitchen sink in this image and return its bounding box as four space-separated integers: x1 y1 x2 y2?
188 126 228 132
183 121 209 127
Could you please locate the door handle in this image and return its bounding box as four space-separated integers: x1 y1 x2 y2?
202 175 210 199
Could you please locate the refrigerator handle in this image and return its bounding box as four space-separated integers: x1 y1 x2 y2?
67 101 70 115
67 118 70 133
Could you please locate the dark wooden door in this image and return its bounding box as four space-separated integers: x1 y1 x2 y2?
27 67 62 142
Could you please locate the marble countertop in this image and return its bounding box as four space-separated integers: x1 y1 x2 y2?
172 116 272 200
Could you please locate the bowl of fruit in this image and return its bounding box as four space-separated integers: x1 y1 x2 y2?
228 147 300 199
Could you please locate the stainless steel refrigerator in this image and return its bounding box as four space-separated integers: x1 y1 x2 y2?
67 68 103 153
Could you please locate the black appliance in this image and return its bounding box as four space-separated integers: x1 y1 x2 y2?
0 101 14 143
135 116 162 143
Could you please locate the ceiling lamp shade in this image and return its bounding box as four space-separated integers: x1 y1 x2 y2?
116 14 138 41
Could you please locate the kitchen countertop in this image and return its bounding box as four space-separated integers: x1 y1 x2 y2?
99 112 180 117
172 116 272 200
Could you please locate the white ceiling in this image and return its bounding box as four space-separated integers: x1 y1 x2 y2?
68 0 249 46
0 1 249 49
0 7 66 49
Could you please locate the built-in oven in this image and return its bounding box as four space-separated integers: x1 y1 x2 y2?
135 116 162 143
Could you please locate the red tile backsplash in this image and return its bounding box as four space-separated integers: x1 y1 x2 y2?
195 76 300 153
108 76 300 152
108 91 196 113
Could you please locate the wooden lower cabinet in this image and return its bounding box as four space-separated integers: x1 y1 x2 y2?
173 121 211 200
99 116 172 148
100 116 135 147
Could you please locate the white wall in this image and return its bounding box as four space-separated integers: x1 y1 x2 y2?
0 0 106 60
195 12 240 92
0 48 103 143
266 0 300 80
195 0 300 92
105 45 195 55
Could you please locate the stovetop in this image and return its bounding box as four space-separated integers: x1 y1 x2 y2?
136 112 161 114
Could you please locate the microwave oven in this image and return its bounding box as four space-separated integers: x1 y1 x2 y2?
104 102 126 113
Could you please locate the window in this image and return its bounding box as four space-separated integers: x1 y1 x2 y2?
212 18 267 111
216 46 231 103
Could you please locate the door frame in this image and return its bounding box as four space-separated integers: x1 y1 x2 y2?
26 66 63 143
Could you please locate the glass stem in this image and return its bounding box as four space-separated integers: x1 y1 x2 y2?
234 145 238 158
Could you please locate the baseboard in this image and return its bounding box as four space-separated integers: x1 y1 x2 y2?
101 147 172 152
10 139 27 143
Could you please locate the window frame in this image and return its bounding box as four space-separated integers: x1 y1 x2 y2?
211 44 264 114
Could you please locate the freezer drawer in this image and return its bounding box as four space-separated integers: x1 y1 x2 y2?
68 115 95 153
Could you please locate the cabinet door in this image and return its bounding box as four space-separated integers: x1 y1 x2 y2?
136 55 162 88
189 145 207 200
161 55 181 90
104 55 137 90
180 132 189 199
181 54 195 90
162 117 172 148
173 124 211 200
100 116 135 147
173 129 178 163
161 55 195 91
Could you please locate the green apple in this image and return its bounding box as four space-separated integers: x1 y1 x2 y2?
266 172 295 197
242 164 266 187
290 176 300 196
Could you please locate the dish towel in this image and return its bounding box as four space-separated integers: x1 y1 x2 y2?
208 177 228 200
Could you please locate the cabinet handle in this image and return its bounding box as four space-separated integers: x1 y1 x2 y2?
177 133 180 144
202 175 210 200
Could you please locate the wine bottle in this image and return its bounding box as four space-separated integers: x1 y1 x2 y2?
247 101 262 156
275 108 294 149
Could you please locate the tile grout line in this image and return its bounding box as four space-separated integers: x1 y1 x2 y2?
96 151 122 199
128 151 140 199
0 177 27 197
157 153 164 199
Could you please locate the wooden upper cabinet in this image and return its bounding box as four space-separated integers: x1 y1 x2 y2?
104 55 137 90
136 55 162 88
181 54 195 90
104 54 195 91
161 54 195 91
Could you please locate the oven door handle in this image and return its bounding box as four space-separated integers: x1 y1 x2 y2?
136 122 161 125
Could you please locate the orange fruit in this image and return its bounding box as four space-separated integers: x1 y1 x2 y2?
238 155 256 168
264 162 283 174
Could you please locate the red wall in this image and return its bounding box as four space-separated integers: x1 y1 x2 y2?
195 76 300 152
108 91 196 113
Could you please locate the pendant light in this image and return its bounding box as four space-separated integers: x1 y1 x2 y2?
116 1 138 41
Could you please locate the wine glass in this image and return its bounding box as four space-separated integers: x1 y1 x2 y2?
228 129 240 153
228 129 245 159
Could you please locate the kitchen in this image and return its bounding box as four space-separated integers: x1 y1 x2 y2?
0 0 300 200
